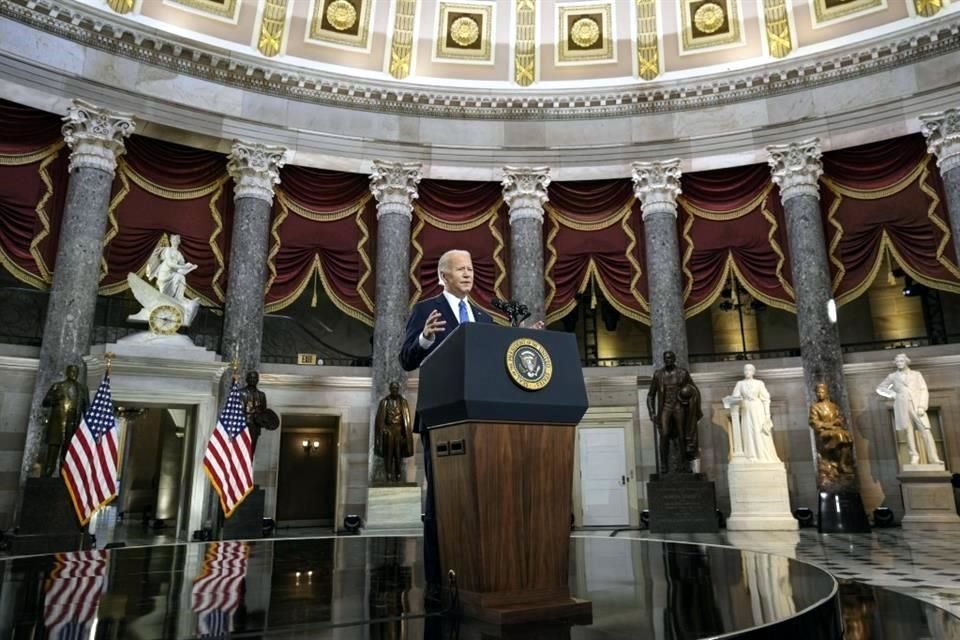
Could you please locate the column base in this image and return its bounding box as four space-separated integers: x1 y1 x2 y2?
648 474 719 533
726 462 798 531
898 469 960 529
818 490 871 534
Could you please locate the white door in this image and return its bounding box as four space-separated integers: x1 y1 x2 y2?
579 427 629 526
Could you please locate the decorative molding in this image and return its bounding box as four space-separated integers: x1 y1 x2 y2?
227 141 287 204
766 138 824 204
308 0 372 51
2 0 960 120
920 108 960 174
61 99 135 174
502 166 550 224
762 0 793 59
914 0 943 17
257 0 287 57
679 0 743 54
634 0 659 80
631 160 682 220
811 0 885 28
434 1 495 64
513 0 536 86
106 0 135 14
556 2 615 64
164 0 239 23
387 0 416 79
369 160 422 220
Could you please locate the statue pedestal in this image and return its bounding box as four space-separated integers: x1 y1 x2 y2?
898 468 960 529
93 335 218 362
818 490 871 533
222 486 265 540
11 477 91 554
726 461 798 531
647 473 719 533
366 484 421 529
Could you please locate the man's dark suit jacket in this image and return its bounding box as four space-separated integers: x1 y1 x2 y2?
399 294 493 432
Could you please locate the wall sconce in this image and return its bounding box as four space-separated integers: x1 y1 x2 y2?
301 439 321 454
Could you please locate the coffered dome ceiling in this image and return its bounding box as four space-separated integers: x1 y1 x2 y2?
71 0 952 88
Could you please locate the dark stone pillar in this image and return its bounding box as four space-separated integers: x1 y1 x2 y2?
20 100 134 489
921 109 960 264
502 167 550 322
222 142 286 375
368 161 421 480
632 160 687 368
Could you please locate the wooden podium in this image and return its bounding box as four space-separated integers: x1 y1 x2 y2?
418 323 591 625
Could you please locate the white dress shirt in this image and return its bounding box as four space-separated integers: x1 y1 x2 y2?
419 290 475 348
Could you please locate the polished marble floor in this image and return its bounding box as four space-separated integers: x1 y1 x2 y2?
1 531 959 639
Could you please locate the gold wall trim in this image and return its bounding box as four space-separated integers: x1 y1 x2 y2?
634 0 659 80
388 0 417 79
914 0 943 17
106 0 135 14
812 0 883 26
257 0 288 58
166 0 239 21
762 0 792 58
514 0 536 86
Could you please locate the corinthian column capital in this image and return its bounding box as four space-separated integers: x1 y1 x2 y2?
502 166 551 223
766 138 823 204
369 160 422 219
631 159 682 219
61 99 135 174
920 108 960 173
227 141 287 204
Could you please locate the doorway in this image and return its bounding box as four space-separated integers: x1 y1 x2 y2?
276 415 339 528
573 407 639 528
113 405 197 541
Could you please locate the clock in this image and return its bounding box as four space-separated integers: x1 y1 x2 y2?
149 304 183 335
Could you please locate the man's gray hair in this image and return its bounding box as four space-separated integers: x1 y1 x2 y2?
894 353 911 365
437 249 472 287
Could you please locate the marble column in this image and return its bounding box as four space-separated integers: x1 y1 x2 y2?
222 141 286 375
765 139 850 415
920 108 960 264
502 167 550 322
20 100 135 487
631 160 688 368
368 161 421 483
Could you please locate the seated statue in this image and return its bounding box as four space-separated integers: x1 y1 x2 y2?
146 234 197 303
808 383 855 489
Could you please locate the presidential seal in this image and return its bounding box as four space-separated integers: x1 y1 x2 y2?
506 338 553 391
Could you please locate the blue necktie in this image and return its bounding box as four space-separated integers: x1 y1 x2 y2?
459 299 469 324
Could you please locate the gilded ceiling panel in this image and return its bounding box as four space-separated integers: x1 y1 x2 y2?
556 2 615 64
678 0 743 53
164 0 239 21
811 0 885 26
435 1 494 63
308 0 371 50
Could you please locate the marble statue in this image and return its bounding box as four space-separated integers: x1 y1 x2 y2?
876 353 943 466
39 364 89 477
809 383 856 489
374 382 414 482
647 351 702 474
126 234 201 332
146 234 197 302
726 364 780 462
239 371 279 456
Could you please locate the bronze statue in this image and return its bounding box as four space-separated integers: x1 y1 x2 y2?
40 364 89 477
239 371 279 455
647 351 702 474
374 382 413 482
809 383 856 489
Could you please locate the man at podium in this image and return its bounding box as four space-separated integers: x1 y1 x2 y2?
399 249 493 600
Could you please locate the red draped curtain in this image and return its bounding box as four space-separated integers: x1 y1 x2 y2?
0 99 69 288
266 166 376 323
99 136 232 305
545 179 648 324
679 164 794 316
821 134 960 304
410 180 508 319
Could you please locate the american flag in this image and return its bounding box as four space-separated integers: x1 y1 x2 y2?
62 374 119 526
203 381 253 518
43 550 107 640
191 542 249 637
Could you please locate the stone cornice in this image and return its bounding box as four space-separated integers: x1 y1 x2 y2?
3 0 960 121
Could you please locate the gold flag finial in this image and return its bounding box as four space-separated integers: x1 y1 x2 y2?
231 346 241 382
104 352 115 375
